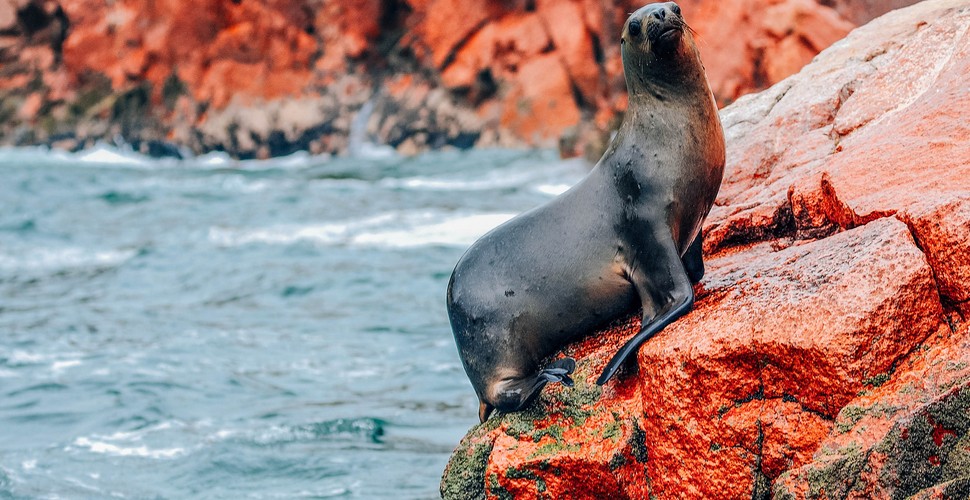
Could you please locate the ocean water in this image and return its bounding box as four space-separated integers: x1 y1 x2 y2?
0 145 587 499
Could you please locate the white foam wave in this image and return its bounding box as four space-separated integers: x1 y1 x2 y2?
0 144 329 170
209 211 514 249
51 360 82 373
195 151 233 167
97 421 177 443
2 350 84 374
382 158 587 194
70 421 188 459
380 170 536 191
0 247 136 271
7 350 50 364
207 150 330 171
75 143 157 167
178 148 329 170
352 213 513 247
351 142 397 160
5 350 82 366
72 437 186 459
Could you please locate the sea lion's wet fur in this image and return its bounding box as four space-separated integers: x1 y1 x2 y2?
447 2 725 422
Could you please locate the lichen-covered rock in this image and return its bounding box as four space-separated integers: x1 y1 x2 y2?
442 1 970 497
774 324 970 499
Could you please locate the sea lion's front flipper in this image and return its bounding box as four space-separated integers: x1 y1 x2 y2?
483 357 577 420
682 232 705 284
597 237 695 385
542 357 576 387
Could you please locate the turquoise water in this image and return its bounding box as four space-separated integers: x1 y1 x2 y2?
0 146 586 499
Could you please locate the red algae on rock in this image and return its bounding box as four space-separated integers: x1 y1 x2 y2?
442 1 970 497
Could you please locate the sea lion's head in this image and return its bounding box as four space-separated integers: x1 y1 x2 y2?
621 2 704 92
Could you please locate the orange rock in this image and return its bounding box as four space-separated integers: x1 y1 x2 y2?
537 0 601 105
18 92 44 121
441 13 550 90
761 35 819 85
59 0 318 105
0 1 16 32
443 217 947 498
409 0 495 68
902 201 970 316
498 54 581 145
681 0 856 105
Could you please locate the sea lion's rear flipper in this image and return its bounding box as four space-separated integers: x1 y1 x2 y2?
682 232 705 284
597 237 695 385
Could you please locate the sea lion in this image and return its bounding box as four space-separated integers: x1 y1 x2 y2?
447 1 725 422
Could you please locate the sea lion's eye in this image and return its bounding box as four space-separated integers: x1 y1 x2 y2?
670 3 681 16
629 19 642 37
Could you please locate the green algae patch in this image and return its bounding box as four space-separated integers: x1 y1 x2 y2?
488 472 514 500
502 405 545 440
834 403 901 434
863 372 891 388
505 466 548 494
500 367 602 442
873 386 970 497
834 405 868 434
601 418 624 443
440 438 494 500
801 442 868 499
528 441 581 460
532 424 565 443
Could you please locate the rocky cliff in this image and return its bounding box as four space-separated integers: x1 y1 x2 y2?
0 0 915 158
441 0 970 498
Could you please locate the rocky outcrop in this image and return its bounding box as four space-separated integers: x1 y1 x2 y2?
441 0 970 497
0 0 918 158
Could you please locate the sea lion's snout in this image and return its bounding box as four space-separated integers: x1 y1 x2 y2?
625 3 683 44
644 2 684 46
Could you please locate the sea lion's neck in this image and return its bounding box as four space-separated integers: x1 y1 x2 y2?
622 39 709 100
625 62 708 101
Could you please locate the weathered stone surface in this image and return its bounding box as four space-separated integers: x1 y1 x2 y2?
774 323 970 499
682 0 855 105
442 1 970 497
0 0 923 157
